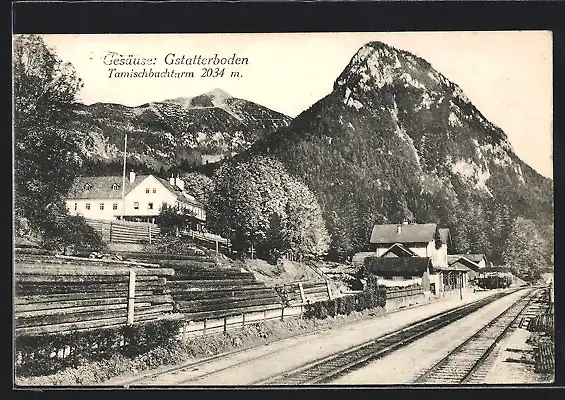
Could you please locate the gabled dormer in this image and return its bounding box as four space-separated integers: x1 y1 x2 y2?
111 182 120 191
84 183 92 191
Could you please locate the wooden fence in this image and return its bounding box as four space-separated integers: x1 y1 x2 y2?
178 279 333 339
14 249 429 341
276 280 334 306
14 256 179 337
84 218 160 244
183 230 228 245
59 250 333 338
164 261 284 320
385 286 424 300
82 218 229 249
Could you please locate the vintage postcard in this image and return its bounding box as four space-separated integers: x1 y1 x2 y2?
13 32 554 387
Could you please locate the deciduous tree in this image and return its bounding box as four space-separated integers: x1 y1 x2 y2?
13 34 87 229
208 156 330 262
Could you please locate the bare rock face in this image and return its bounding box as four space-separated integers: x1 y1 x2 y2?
71 88 292 172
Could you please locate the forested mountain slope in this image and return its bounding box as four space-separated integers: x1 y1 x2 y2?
239 41 553 265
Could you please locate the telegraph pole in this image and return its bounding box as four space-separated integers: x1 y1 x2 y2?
121 133 128 220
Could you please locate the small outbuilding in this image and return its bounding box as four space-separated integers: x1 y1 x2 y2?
461 254 489 269
447 255 482 281
362 256 433 290
434 262 471 293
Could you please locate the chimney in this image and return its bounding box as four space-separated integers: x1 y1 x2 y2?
169 174 175 186
403 220 409 225
176 176 185 191
129 170 136 183
397 225 402 235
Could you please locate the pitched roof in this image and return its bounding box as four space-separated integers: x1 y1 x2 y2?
66 175 148 200
370 223 437 244
447 255 482 272
462 254 487 264
364 256 432 276
66 175 205 209
436 261 471 272
155 177 204 208
351 252 377 267
481 266 512 273
381 243 417 257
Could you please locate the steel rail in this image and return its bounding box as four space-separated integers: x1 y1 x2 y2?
122 288 524 386
414 288 544 384
253 288 525 386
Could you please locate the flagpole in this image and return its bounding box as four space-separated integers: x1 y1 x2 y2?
121 133 127 220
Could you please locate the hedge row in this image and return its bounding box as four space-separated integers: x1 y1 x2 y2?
15 319 184 377
303 285 386 320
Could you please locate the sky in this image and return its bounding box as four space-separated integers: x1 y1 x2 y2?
39 32 553 179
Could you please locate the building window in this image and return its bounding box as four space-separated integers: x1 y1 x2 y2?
148 202 154 210
100 203 105 210
85 203 90 210
134 202 139 210
152 188 156 193
146 188 150 194
74 203 77 210
113 203 118 210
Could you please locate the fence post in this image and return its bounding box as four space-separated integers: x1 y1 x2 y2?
127 270 136 325
203 319 207 337
148 224 152 245
182 322 188 343
263 309 267 321
223 317 228 333
298 282 306 304
242 312 246 327
326 280 333 300
109 222 113 243
281 306 284 322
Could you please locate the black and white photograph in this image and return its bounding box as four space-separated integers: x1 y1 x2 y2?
13 31 554 387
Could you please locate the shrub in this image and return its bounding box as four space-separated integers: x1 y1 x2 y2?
302 284 386 320
144 236 210 257
326 299 338 317
15 319 184 378
318 303 329 319
42 213 105 253
155 203 196 237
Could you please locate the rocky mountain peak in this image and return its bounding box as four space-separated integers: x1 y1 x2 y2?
335 41 465 101
165 88 233 110
332 41 508 150
205 88 233 103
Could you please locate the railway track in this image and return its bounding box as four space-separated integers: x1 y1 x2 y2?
253 288 527 386
413 287 545 385
117 297 427 386
117 290 504 386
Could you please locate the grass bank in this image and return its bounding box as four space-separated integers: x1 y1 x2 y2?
17 307 386 386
